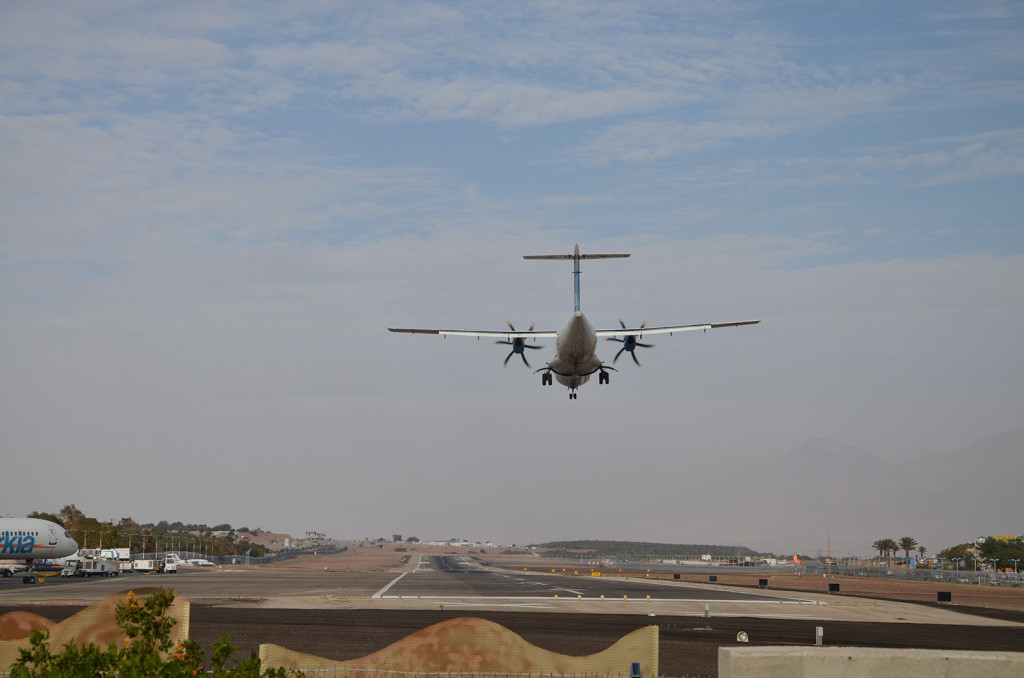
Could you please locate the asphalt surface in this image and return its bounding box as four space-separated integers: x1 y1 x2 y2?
0 556 806 606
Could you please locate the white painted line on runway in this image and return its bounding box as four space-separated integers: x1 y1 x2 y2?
378 594 824 605
372 572 408 599
434 602 555 609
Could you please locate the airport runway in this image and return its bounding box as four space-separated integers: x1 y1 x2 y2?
0 555 804 607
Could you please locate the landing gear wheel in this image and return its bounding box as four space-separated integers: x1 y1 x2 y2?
569 391 577 399
542 372 552 386
2 570 11 578
22 575 36 584
599 371 609 384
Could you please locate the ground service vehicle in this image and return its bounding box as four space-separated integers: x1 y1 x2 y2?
78 559 119 577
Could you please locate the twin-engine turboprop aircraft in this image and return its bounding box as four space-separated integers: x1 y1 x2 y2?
389 245 760 399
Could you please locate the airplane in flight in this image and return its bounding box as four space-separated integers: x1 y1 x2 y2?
389 245 760 399
0 517 79 583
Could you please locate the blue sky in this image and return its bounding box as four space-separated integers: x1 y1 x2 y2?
2 1 1022 553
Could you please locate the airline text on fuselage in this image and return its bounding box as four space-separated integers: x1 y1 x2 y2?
0 535 41 554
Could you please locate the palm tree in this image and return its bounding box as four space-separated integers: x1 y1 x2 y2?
872 539 886 563
882 538 899 567
898 536 919 566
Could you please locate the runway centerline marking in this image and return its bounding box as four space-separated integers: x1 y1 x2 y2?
372 572 408 599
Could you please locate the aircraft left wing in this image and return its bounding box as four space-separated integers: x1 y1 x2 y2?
595 320 761 337
389 328 559 338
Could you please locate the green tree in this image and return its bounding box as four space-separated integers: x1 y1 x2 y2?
938 543 980 570
12 589 293 677
26 511 61 523
875 538 899 566
898 536 919 566
976 536 1024 570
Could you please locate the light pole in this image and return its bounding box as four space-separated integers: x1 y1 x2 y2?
1010 558 1020 574
991 558 999 573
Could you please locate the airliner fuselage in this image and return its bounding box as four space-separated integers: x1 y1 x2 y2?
0 517 79 583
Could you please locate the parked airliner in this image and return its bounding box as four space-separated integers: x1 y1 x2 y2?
389 245 759 399
0 517 79 583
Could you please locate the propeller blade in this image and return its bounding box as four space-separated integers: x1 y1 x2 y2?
605 337 624 343
614 347 625 363
521 353 531 368
637 342 655 348
631 351 641 366
503 351 514 366
498 322 542 367
618 318 627 329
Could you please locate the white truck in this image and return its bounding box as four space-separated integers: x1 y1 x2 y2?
132 558 177 573
64 559 119 577
98 547 131 561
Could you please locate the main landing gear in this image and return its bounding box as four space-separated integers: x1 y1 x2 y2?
599 370 610 385
541 372 552 386
569 390 577 399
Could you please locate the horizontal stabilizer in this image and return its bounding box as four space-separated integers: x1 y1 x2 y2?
523 253 630 260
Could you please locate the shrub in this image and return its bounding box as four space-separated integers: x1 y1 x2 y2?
11 589 293 677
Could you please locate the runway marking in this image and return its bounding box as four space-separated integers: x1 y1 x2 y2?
395 599 555 609
379 595 812 605
372 572 408 599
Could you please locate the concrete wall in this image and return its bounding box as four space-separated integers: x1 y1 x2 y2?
719 646 1024 677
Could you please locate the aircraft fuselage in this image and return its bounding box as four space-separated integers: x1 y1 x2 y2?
548 310 602 389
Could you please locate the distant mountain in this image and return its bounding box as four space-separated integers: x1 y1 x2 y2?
536 540 764 557
662 428 1023 555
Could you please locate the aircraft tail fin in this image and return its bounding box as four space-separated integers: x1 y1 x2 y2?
524 244 629 311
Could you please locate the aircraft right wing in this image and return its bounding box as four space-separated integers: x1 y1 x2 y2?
388 327 559 339
595 320 760 337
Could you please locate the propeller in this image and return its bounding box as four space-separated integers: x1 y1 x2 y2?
604 319 655 366
495 322 545 368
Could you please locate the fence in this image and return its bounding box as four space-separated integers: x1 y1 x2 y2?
559 555 1024 586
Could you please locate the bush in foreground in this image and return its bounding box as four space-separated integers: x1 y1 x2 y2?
11 589 293 677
